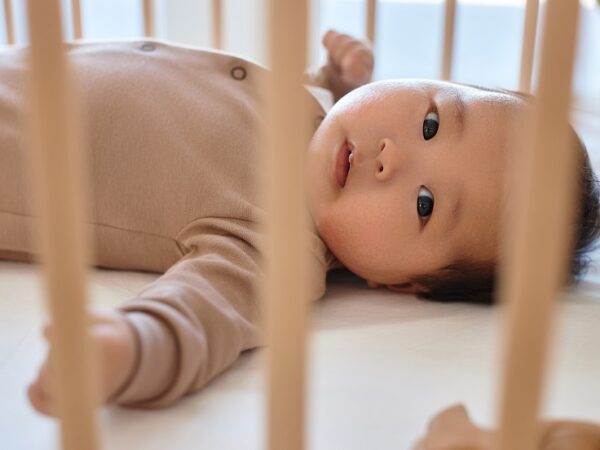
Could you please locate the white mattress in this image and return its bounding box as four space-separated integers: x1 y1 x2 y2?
1 108 599 449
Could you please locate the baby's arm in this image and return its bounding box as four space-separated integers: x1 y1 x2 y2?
306 30 374 102
109 226 264 407
28 223 266 414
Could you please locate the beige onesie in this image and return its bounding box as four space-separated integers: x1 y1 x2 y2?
0 40 338 407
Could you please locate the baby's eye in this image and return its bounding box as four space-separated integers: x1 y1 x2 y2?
417 186 434 220
423 111 439 140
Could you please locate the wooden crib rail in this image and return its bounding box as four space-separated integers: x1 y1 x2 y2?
519 0 540 93
263 0 311 449
440 0 457 81
495 1 580 449
366 0 377 45
3 0 14 44
71 0 82 39
212 0 222 49
25 0 99 449
142 0 155 38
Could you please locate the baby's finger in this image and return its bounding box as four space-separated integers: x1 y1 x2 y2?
322 29 341 49
427 403 470 433
323 30 371 56
36 356 57 398
332 39 365 70
340 50 374 86
42 322 52 340
323 31 362 64
29 357 60 416
27 379 56 417
341 45 374 73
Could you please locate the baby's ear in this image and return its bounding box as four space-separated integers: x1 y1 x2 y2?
385 282 427 295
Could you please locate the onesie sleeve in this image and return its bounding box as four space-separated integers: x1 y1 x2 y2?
111 218 330 408
112 230 264 408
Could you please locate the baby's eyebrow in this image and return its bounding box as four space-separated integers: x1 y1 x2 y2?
451 90 466 138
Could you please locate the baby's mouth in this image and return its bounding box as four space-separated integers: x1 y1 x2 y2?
335 141 354 188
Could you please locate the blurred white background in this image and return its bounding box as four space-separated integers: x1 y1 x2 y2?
1 0 598 107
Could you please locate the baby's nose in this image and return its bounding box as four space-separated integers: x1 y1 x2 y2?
374 138 399 182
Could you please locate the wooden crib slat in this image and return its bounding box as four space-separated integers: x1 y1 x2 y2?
212 0 222 49
264 0 311 449
519 0 539 93
71 0 82 39
495 1 580 450
366 0 377 45
440 0 456 81
25 1 99 449
142 0 155 38
3 0 14 45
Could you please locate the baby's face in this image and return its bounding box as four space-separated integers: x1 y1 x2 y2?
305 79 526 287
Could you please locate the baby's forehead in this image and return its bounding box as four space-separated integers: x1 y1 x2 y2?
333 78 526 119
370 79 520 102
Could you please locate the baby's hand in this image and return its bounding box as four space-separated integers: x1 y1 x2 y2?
538 420 600 450
321 29 374 100
413 403 600 450
27 309 138 417
412 404 495 450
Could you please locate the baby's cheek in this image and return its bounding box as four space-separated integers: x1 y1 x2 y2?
319 205 387 277
318 210 352 258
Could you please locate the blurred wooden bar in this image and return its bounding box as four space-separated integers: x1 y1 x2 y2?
264 0 311 449
366 0 377 45
495 1 580 450
519 0 539 92
212 0 222 49
142 0 155 37
25 0 99 449
3 0 14 45
440 0 456 81
71 0 82 39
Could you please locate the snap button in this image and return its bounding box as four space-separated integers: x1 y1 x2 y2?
140 43 156 52
314 115 325 129
230 66 247 80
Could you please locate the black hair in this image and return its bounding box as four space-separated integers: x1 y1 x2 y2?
408 85 600 305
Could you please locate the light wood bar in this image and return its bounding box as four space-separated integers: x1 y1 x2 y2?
25 0 99 449
142 0 155 37
71 0 82 39
3 0 14 45
519 0 539 92
440 0 456 80
366 0 377 45
495 1 580 450
212 0 222 49
263 0 311 449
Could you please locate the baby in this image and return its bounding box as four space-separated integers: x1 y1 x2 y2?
1 29 599 447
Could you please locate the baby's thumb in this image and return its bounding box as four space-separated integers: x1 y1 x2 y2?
42 323 52 341
322 29 338 49
28 358 58 417
27 378 56 417
428 403 471 432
